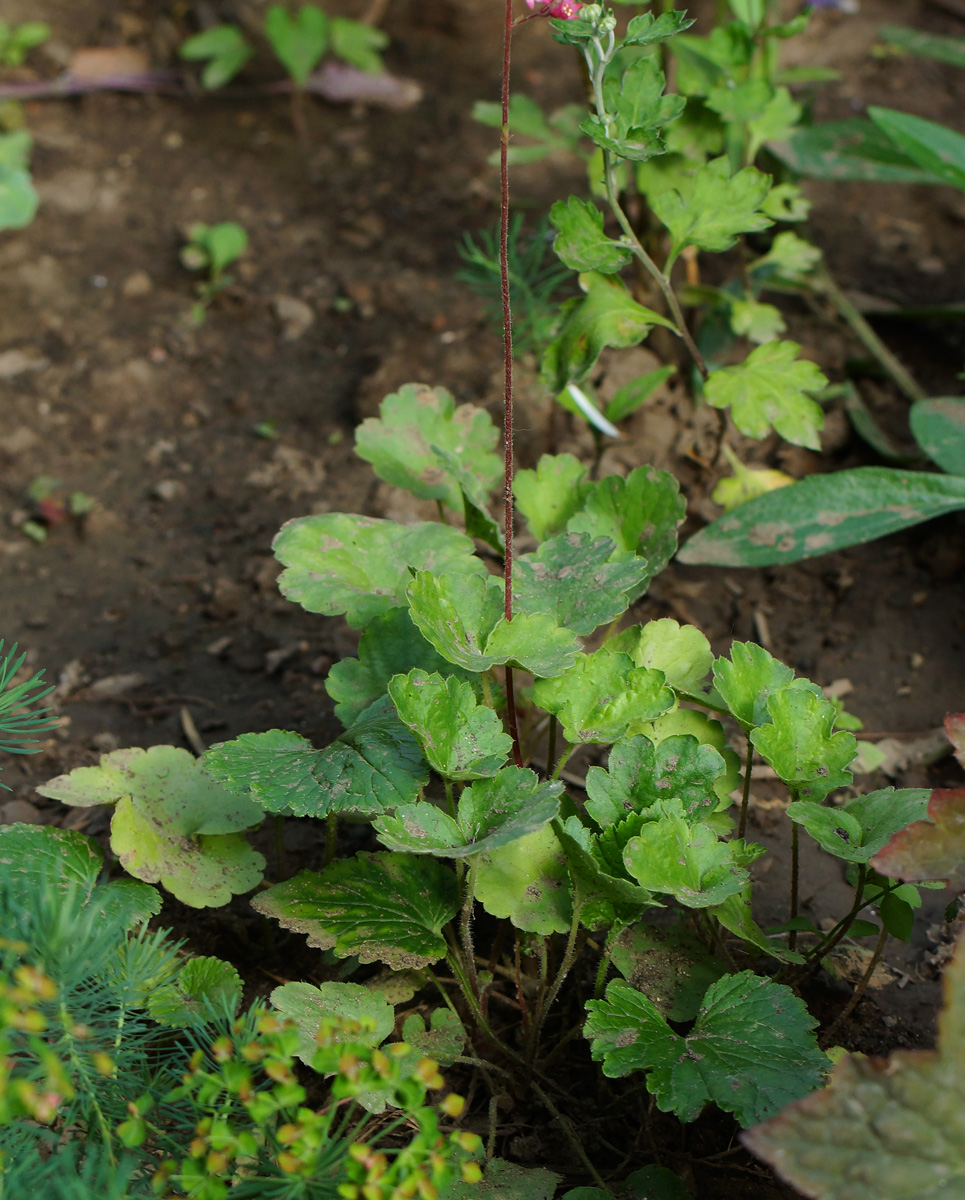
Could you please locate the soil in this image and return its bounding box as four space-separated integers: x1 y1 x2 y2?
1 0 964 1195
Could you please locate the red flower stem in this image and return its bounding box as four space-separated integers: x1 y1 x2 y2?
500 0 523 768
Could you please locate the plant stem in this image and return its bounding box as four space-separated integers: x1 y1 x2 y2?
552 743 573 780
820 923 888 1048
585 45 707 380
531 1083 609 1190
788 818 800 952
593 942 611 999
802 864 870 966
546 715 558 778
461 857 481 996
535 898 586 1044
499 0 523 771
445 778 456 820
811 266 926 403
737 738 754 841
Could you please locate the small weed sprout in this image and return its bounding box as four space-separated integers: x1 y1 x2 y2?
180 221 249 323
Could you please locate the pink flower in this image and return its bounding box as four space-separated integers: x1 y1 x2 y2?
525 0 583 18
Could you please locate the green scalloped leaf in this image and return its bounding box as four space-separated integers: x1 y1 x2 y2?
711 641 795 730
872 787 965 890
585 973 826 1126
204 702 429 819
0 825 162 928
252 852 460 970
744 938 965 1198
705 340 827 450
388 669 511 779
549 196 633 274
623 806 759 907
787 788 930 865
641 709 742 807
650 156 773 260
565 465 685 586
148 956 243 1026
37 746 265 908
609 921 728 1023
553 815 655 919
678 468 965 568
473 824 573 934
751 685 856 802
326 607 479 727
533 648 675 744
271 981 394 1065
584 734 727 829
354 383 501 515
273 512 485 629
375 767 562 858
514 453 590 543
543 273 676 393
407 571 580 678
513 533 651 636
111 797 264 909
37 745 261 829
400 1009 467 1065
610 619 712 693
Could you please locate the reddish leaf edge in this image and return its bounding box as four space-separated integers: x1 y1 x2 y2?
872 786 965 888
742 933 965 1197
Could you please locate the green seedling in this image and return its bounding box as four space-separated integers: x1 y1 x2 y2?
0 129 38 230
178 24 254 89
263 3 386 137
0 20 50 67
179 220 248 322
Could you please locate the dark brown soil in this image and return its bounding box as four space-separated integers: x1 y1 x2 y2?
1 1 964 1195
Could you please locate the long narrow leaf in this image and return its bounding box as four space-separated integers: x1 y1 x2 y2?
678 468 965 567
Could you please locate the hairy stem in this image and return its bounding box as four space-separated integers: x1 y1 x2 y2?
737 738 754 841
532 1083 609 1190
788 818 800 952
535 898 586 1045
546 715 558 778
499 0 523 770
460 857 481 997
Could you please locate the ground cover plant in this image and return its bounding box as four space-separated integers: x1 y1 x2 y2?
1 0 964 1196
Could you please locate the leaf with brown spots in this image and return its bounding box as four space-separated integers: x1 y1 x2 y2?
678 467 965 568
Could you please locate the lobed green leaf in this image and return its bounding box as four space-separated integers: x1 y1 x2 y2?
586 973 826 1125
273 512 485 629
533 648 675 744
354 383 501 514
252 852 460 969
704 340 827 450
